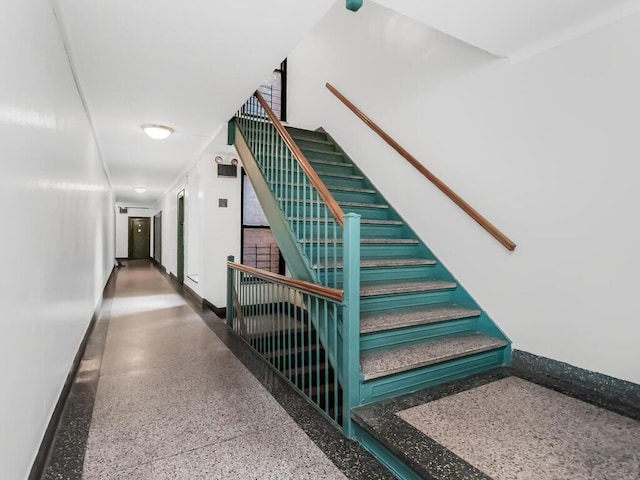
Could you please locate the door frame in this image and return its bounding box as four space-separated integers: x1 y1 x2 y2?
177 190 185 284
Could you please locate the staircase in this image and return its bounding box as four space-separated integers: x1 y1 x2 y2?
281 125 510 404
232 94 511 478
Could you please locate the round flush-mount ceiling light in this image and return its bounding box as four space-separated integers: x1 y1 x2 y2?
142 124 174 140
133 186 147 194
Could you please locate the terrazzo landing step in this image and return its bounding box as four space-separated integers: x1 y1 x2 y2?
360 334 507 381
361 305 481 334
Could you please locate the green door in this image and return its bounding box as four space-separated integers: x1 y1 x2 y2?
177 193 185 284
128 217 151 259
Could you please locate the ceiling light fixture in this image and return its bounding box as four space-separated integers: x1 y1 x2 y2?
142 124 174 140
133 186 147 194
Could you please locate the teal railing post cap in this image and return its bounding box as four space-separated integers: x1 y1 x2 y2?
346 0 363 12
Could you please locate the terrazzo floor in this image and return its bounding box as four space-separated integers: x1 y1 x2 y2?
81 262 348 479
397 376 640 480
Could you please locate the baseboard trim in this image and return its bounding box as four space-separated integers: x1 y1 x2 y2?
203 299 226 319
183 282 202 306
29 266 117 480
513 349 640 412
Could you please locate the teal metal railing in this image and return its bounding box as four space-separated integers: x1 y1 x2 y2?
227 248 360 434
234 92 347 290
231 91 362 436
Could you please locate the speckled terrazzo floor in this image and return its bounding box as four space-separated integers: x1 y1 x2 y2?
397 376 640 480
47 261 389 480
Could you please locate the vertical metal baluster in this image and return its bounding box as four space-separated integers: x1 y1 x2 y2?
307 297 312 399
333 302 339 423
315 296 320 409
324 299 329 416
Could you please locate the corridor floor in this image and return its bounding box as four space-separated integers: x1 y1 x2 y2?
57 261 384 479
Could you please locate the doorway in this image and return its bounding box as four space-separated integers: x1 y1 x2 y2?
153 211 162 264
128 217 151 259
177 192 185 284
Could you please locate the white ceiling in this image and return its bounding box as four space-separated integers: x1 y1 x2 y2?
373 0 640 62
53 0 335 207
53 0 640 207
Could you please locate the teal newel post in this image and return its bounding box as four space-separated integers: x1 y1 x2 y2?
226 255 235 327
342 213 361 437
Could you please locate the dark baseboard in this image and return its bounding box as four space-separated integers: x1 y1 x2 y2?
513 349 640 413
203 299 226 319
29 266 117 480
183 282 202 306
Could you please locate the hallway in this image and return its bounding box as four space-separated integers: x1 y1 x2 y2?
49 261 387 479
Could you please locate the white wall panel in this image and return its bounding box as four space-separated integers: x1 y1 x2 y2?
0 0 114 478
288 2 640 383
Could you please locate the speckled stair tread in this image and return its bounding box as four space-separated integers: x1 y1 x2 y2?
315 258 435 269
361 305 481 334
300 238 418 245
360 280 457 297
361 334 507 381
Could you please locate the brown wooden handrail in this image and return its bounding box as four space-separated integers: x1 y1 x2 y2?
228 261 344 302
253 91 345 228
325 82 516 251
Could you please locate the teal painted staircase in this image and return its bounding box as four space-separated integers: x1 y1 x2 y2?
231 93 511 478
282 126 510 404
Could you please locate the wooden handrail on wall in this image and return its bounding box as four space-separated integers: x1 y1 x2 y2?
228 261 344 302
253 91 345 228
325 82 516 252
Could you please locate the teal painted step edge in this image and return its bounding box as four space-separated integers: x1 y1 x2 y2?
359 347 508 405
353 423 423 480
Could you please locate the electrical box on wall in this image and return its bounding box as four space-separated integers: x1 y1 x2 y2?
217 164 237 178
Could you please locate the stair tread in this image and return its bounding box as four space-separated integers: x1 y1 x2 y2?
360 304 481 334
361 333 507 381
290 218 400 225
300 238 418 245
314 258 435 269
360 280 456 297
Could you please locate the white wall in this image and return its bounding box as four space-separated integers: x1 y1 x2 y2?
151 150 241 305
114 207 153 258
287 2 640 383
0 0 114 478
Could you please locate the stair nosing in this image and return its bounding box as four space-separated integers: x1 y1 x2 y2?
315 171 363 180
312 258 436 269
277 183 375 194
299 238 419 245
290 217 401 225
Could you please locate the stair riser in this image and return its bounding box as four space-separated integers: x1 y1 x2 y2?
302 243 419 259
286 128 328 142
359 347 508 404
282 204 390 221
321 264 438 285
300 149 347 162
308 161 355 176
360 318 477 352
318 175 365 189
295 138 340 152
360 290 455 314
277 184 376 203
